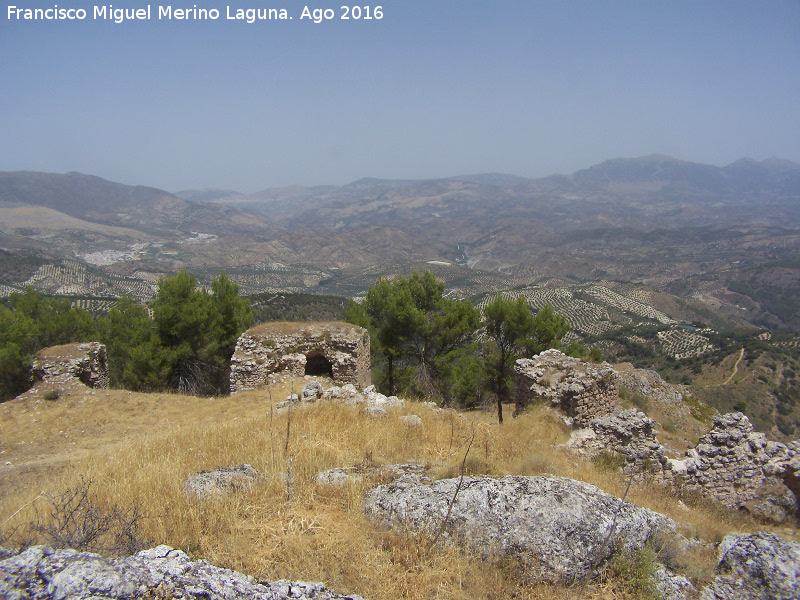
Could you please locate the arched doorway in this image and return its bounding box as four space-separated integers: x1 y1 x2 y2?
305 352 333 377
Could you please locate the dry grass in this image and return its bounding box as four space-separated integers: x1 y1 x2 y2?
0 379 788 599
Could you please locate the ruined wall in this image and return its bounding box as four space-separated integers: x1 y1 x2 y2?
31 342 109 390
514 349 619 426
679 412 797 523
230 321 370 393
567 409 672 480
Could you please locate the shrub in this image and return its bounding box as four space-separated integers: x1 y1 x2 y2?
592 450 625 472
6 477 149 557
43 390 60 401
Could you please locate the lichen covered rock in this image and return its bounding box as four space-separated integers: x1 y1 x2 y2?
363 474 674 583
0 544 367 599
700 532 800 600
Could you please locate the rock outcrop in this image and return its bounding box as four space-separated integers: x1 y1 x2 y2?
566 409 672 480
363 474 674 584
682 413 798 523
31 342 108 391
616 365 686 406
0 544 367 599
513 350 619 426
230 322 370 393
699 532 800 600
182 464 263 498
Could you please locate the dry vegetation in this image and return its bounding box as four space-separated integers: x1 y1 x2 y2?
0 379 784 599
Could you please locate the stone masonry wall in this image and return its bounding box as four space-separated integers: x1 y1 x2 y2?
679 412 797 523
31 342 109 390
230 321 370 393
514 349 619 426
567 409 672 480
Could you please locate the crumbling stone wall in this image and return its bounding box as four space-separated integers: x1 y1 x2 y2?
679 412 798 523
31 342 108 389
230 321 370 393
567 409 672 480
514 349 619 426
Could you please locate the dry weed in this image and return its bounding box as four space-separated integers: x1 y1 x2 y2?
0 385 776 599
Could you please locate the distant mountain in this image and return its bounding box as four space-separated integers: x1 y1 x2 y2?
174 189 244 203
215 155 800 236
0 171 280 238
2 157 799 330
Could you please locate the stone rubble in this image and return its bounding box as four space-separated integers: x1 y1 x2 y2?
566 409 672 480
513 349 619 426
276 382 404 411
0 544 367 600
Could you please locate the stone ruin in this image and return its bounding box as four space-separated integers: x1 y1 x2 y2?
229 321 371 393
520 351 800 523
513 349 619 426
567 409 673 480
679 413 799 523
31 342 109 391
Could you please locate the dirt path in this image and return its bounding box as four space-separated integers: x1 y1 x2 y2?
720 347 745 386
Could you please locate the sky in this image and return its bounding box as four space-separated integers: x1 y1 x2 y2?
1 1 799 193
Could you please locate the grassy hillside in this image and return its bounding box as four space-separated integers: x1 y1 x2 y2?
0 379 789 599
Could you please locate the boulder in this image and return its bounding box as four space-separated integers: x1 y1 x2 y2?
363 474 674 583
400 415 423 428
0 544 367 600
182 464 262 498
301 380 323 401
363 406 389 419
699 532 800 600
652 564 696 600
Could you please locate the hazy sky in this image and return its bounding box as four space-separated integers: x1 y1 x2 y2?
1 1 799 192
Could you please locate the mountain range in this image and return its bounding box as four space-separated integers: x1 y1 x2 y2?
1 154 799 327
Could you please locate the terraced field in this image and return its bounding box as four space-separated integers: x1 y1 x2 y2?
657 328 715 359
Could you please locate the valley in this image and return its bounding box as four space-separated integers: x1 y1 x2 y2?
1 155 800 439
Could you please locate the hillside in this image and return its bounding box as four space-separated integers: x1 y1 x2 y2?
2 376 794 599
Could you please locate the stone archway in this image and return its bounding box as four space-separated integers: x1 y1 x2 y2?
305 352 333 377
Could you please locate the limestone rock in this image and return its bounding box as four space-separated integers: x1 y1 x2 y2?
0 544 367 600
652 564 696 600
617 367 686 406
363 474 674 584
363 406 389 418
700 532 800 600
182 464 262 498
315 463 428 488
400 415 422 427
302 380 323 401
514 350 619 425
